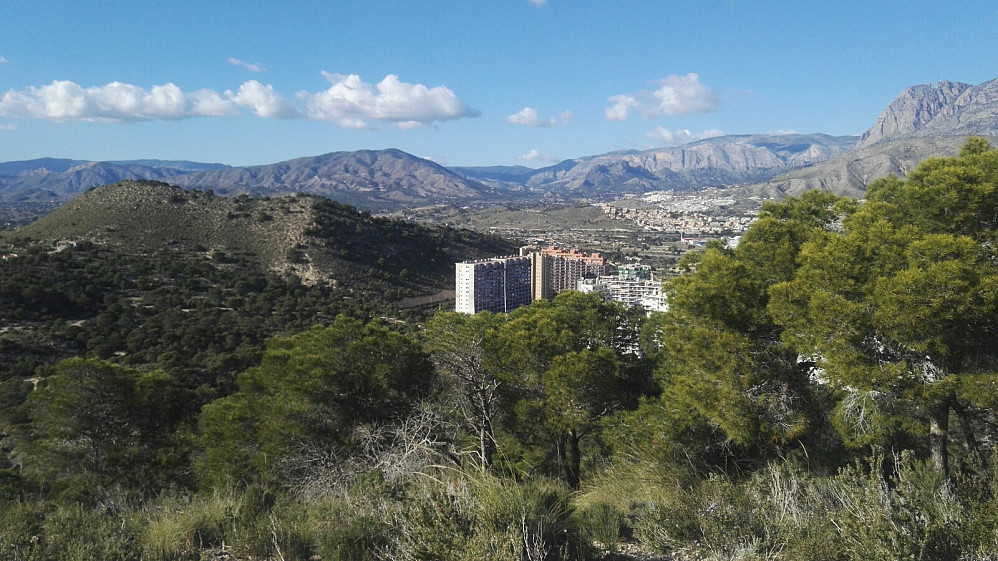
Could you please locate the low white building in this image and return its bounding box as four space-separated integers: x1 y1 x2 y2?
577 274 668 315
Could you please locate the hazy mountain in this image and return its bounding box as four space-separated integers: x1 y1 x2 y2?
0 160 207 203
449 165 539 182
742 78 998 198
0 149 496 210
738 136 997 199
455 134 858 198
0 158 90 176
105 159 231 172
6 76 998 208
168 149 496 209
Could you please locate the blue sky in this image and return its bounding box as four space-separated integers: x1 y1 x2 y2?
1 1 996 167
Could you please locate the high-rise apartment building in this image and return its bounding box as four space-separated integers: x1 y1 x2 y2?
521 246 612 301
455 256 532 314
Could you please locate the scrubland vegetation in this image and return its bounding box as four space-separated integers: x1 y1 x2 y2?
3 140 998 560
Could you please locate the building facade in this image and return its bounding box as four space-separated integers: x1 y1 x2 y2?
577 274 668 315
521 245 613 301
455 256 532 314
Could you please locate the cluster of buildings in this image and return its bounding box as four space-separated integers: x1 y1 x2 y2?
600 192 758 235
455 245 668 315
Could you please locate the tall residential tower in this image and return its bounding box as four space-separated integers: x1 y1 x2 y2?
455 256 532 314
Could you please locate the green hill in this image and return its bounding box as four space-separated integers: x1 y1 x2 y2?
6 180 517 295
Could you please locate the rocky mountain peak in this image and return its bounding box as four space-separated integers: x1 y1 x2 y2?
858 80 972 148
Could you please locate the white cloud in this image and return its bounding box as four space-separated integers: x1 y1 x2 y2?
227 80 299 118
529 0 546 5
0 80 237 122
506 107 573 127
301 72 477 129
645 126 725 146
605 95 640 121
518 149 560 163
606 73 719 120
396 120 426 130
227 57 264 73
0 56 8 65
0 74 477 128
0 123 15 130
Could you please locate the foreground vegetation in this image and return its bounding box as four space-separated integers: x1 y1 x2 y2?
3 141 998 560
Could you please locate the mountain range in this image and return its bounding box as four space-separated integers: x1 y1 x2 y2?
3 77 998 209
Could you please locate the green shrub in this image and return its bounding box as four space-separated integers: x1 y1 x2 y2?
829 452 964 561
390 477 477 561
0 501 45 561
468 476 591 561
317 513 390 561
141 491 239 560
42 503 142 561
574 500 627 554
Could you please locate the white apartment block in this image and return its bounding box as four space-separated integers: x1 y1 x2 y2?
576 275 668 315
455 256 532 314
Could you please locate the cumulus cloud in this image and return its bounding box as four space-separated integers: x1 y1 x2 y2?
227 57 265 73
606 73 719 121
645 126 725 146
506 107 573 127
301 72 477 129
518 149 560 163
0 80 237 122
0 74 477 129
227 80 298 118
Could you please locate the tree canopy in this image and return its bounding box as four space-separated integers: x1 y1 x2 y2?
769 139 998 475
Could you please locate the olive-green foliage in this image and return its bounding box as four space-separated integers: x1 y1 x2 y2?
198 315 435 487
19 358 194 499
644 191 845 467
831 452 963 561
141 487 317 561
318 513 391 561
597 453 975 561
39 503 143 561
491 291 650 487
465 475 591 561
769 138 998 475
0 501 45 560
0 500 144 561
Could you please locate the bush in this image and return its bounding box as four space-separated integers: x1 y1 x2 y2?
0 501 45 560
141 490 239 560
468 476 591 561
317 513 391 561
575 500 627 555
829 452 964 561
42 503 142 561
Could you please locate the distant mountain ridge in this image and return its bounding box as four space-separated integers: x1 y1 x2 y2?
859 78 998 148
744 77 998 198
0 149 498 210
168 149 499 209
453 133 858 198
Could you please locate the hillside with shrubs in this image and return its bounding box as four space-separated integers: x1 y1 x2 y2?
3 141 998 560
